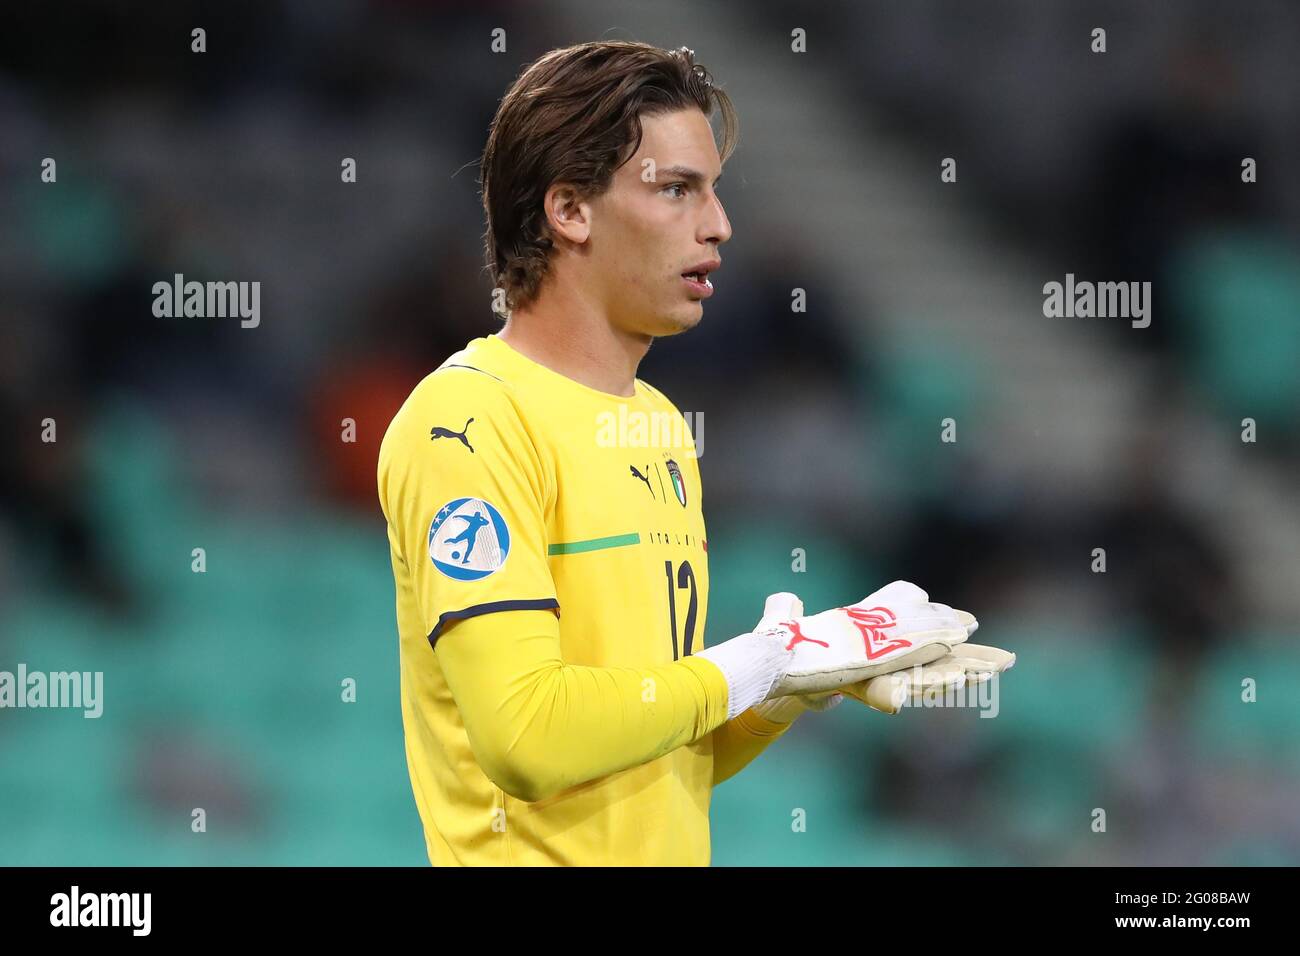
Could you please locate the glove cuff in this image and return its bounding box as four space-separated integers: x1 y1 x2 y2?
694 629 793 721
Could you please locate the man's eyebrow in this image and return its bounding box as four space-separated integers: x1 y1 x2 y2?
655 165 723 187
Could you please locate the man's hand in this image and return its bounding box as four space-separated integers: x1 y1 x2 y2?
749 589 1007 721
844 642 1016 714
694 582 992 723
750 593 844 723
761 581 971 698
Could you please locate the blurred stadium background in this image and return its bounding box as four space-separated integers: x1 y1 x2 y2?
2 0 1298 865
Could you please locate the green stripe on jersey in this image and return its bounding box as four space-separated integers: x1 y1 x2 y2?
548 533 641 555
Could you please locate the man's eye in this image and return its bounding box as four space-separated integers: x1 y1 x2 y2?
664 183 687 198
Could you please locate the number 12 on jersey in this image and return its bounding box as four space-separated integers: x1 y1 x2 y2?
664 560 698 660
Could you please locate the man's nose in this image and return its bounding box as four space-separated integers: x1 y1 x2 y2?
701 192 731 245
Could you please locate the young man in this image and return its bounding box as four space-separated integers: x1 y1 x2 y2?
377 41 998 866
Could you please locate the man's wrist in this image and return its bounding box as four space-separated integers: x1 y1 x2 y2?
694 630 793 721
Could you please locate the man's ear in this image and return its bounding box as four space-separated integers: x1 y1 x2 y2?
543 182 591 245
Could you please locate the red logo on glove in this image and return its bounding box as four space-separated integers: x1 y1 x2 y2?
781 619 825 651
780 606 912 659
844 605 912 659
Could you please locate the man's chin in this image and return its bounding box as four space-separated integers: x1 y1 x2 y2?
624 303 704 339
656 304 704 336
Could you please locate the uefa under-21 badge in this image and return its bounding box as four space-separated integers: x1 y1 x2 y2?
428 497 511 580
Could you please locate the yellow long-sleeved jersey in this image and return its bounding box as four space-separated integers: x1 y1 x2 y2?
377 333 793 865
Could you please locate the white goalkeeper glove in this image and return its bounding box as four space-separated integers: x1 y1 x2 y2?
750 593 845 724
845 642 1016 714
750 591 1005 723
695 581 972 721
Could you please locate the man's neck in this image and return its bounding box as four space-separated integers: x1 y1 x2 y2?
499 294 650 398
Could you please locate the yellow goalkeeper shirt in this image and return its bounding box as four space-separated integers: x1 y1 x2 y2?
377 333 792 866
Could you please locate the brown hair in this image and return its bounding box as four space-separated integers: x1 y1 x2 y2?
480 41 738 314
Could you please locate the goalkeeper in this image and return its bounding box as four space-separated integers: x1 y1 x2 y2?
377 41 1012 867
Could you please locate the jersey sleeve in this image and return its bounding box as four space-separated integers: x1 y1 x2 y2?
709 708 794 786
435 608 732 803
378 367 559 643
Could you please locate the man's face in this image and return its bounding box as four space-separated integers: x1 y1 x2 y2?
584 108 732 337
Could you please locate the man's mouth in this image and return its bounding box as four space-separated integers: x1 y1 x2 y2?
682 272 714 296
681 260 720 297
